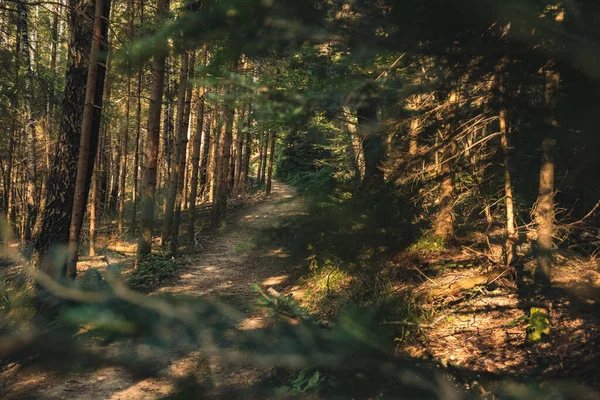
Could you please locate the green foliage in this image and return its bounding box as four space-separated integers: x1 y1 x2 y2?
527 307 550 342
408 235 447 252
275 368 324 396
128 255 183 291
0 273 35 333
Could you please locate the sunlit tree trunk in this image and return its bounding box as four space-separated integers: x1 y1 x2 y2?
265 131 276 195
534 67 560 283
256 132 264 182
138 0 170 257
66 0 110 278
433 90 458 241
496 61 517 266
208 114 220 204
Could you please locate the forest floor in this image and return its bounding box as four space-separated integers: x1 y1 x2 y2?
3 181 600 398
1 181 309 399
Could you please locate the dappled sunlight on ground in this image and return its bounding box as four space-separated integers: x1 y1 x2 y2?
262 274 288 286
2 181 307 400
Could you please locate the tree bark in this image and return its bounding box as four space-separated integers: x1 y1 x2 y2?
170 51 195 254
199 113 211 200
33 0 96 277
240 106 252 190
187 49 207 242
265 131 276 195
232 108 246 196
357 85 384 188
137 0 170 257
256 131 264 182
213 59 237 223
260 133 268 186
534 67 560 283
162 51 189 247
433 90 458 241
17 0 39 243
497 62 516 267
66 0 110 279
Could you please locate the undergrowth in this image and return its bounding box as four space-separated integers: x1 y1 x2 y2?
129 254 183 291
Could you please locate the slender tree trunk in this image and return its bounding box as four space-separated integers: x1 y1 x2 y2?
497 63 516 266
409 117 420 156
357 98 384 188
187 50 207 242
138 0 170 257
241 106 252 190
170 51 195 253
256 132 264 182
232 109 245 196
260 133 268 186
265 131 276 195
118 80 131 235
433 90 458 241
66 0 111 278
162 51 189 247
534 67 560 282
130 0 144 235
199 113 211 199
89 152 99 256
209 115 220 204
213 59 237 223
17 1 39 243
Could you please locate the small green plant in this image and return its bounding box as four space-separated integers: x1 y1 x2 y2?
275 368 324 396
408 235 446 252
129 255 183 290
527 307 550 342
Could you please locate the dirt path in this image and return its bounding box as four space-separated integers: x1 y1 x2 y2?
2 182 307 399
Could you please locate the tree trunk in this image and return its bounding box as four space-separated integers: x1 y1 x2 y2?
138 0 170 257
162 51 189 247
232 109 245 196
256 132 264 182
66 0 111 279
170 51 195 254
118 79 131 235
213 59 237 224
187 50 207 242
265 131 276 195
433 90 458 241
357 99 384 188
497 65 516 267
240 106 252 190
199 113 211 200
209 113 220 204
17 1 39 243
260 133 268 186
33 0 96 277
534 67 560 283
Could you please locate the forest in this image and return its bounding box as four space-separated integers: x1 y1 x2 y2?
1 0 600 398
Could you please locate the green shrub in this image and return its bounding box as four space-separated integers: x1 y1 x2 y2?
129 255 183 291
